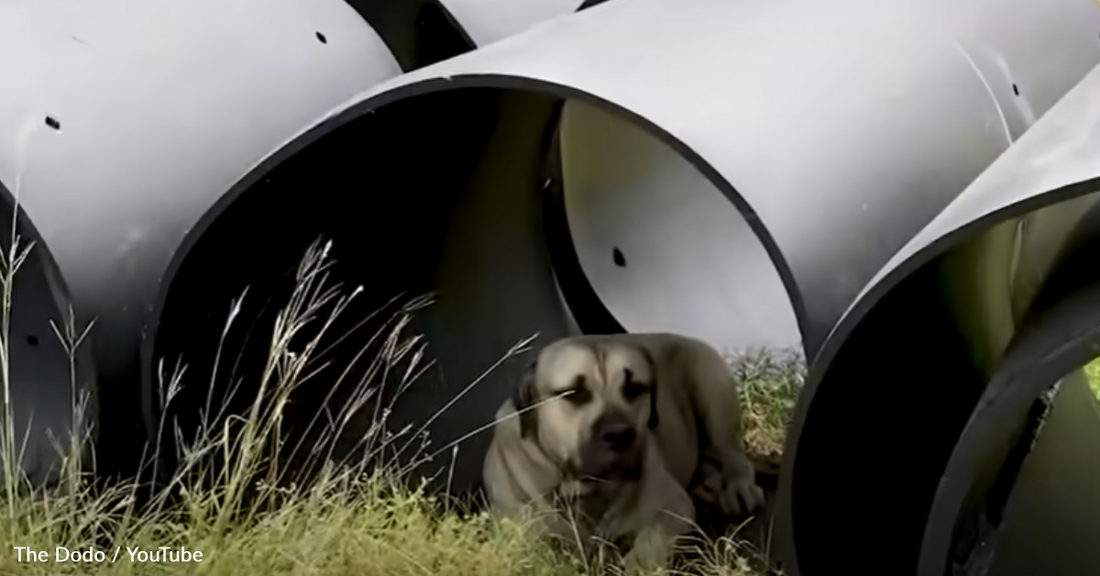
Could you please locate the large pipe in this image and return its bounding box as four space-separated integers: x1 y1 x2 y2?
0 0 406 481
774 64 1100 576
914 69 1100 576
142 0 1100 502
0 0 616 484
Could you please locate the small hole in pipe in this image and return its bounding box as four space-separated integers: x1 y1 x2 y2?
315 32 327 44
45 116 61 130
1012 84 1020 96
26 335 38 346
612 247 627 268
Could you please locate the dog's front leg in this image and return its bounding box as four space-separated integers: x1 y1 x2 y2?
620 463 695 572
689 364 765 518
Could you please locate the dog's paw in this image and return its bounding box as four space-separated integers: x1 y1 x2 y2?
718 473 765 518
688 464 724 506
620 529 672 573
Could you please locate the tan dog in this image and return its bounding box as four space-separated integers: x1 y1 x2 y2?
482 333 764 569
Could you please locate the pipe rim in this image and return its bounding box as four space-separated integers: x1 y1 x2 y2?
916 274 1100 576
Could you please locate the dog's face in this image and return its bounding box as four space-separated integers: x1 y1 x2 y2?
514 338 658 480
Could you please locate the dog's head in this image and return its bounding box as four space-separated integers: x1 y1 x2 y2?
512 337 658 480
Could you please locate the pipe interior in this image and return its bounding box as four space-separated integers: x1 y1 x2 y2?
788 219 1028 576
151 87 798 496
976 369 1100 576
559 99 799 355
0 183 90 487
930 197 1100 576
792 190 1100 576
339 0 474 72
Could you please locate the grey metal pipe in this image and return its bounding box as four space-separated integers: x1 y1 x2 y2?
774 64 1100 576
0 0 617 484
0 0 406 480
142 0 1100 504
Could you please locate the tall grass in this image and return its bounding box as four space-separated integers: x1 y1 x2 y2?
0 237 790 576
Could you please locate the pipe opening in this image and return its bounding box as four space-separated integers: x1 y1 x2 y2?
150 85 798 498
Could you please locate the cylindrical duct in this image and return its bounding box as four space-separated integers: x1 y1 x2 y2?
143 0 1099 506
0 0 621 485
0 0 407 480
776 64 1100 576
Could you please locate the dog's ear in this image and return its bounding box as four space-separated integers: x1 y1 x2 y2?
513 361 539 439
641 348 659 429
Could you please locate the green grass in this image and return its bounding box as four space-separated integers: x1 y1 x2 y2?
0 238 802 576
726 350 805 462
1085 357 1100 399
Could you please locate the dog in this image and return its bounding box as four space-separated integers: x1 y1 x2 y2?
482 333 765 569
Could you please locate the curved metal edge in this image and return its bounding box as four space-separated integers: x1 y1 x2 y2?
540 102 627 335
139 72 805 465
437 0 585 47
774 63 1100 576
917 269 1100 576
0 176 98 484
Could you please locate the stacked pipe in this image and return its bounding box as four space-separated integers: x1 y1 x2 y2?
2 0 1100 574
0 0 591 483
783 66 1100 576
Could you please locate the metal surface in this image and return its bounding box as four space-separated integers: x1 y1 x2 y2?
775 63 1100 576
143 0 1100 498
559 99 799 354
0 0 403 478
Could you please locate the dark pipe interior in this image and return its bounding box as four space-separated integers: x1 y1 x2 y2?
788 254 993 576
152 80 802 517
916 192 1100 576
340 0 475 71
0 182 95 487
151 88 578 495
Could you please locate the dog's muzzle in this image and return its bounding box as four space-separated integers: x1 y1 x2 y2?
576 413 643 479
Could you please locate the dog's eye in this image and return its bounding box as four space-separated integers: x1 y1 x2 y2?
559 376 591 405
564 387 591 405
622 382 648 401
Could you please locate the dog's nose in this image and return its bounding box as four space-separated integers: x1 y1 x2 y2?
599 424 636 452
